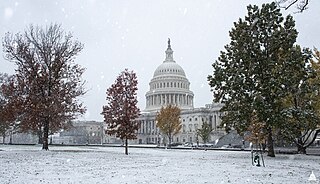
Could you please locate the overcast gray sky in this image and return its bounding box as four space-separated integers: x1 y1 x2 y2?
1 0 319 121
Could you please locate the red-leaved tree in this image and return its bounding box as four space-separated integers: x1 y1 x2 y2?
101 69 140 155
0 73 16 143
2 24 86 150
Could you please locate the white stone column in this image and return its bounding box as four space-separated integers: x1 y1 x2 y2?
165 94 169 105
171 94 173 104
152 95 155 106
162 94 165 105
187 95 189 105
157 95 159 106
182 95 184 105
186 95 188 105
156 95 159 106
149 96 152 106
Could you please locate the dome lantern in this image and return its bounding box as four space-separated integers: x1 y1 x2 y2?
165 38 174 62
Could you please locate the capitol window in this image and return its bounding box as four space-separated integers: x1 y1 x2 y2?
189 124 192 132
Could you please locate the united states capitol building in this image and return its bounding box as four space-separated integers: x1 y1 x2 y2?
134 39 225 145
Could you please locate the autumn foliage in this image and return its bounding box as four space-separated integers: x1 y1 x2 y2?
2 24 86 150
0 73 16 143
101 69 140 155
156 104 181 147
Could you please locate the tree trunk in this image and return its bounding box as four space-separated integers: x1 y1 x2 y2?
296 139 307 154
37 129 43 144
2 134 5 144
124 138 128 155
297 144 306 154
9 131 12 145
42 120 49 150
168 135 172 149
267 127 275 157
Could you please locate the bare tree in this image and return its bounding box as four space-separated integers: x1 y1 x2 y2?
276 0 309 12
2 23 86 150
101 69 140 155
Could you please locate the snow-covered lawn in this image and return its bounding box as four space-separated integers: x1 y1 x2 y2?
0 145 319 184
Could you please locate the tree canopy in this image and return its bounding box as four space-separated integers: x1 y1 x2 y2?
101 69 140 155
156 104 181 148
2 23 86 150
196 121 212 144
0 73 16 143
208 2 315 156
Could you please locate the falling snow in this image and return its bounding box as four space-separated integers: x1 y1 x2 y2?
0 1 319 122
4 7 13 19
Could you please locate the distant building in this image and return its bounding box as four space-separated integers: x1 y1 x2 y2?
52 121 104 145
0 131 37 144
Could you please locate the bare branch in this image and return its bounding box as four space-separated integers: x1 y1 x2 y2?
276 0 309 12
285 0 299 10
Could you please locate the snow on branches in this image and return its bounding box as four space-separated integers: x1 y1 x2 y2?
101 69 140 155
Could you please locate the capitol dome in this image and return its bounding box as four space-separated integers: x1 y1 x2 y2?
145 39 194 112
153 59 186 77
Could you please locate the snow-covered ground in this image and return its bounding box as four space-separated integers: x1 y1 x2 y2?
0 145 319 184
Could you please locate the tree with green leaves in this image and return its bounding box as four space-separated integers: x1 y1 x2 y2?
156 104 181 148
208 2 309 157
196 121 212 144
3 24 86 150
278 48 320 153
101 69 140 155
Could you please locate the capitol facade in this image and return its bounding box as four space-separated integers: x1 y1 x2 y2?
135 39 224 145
